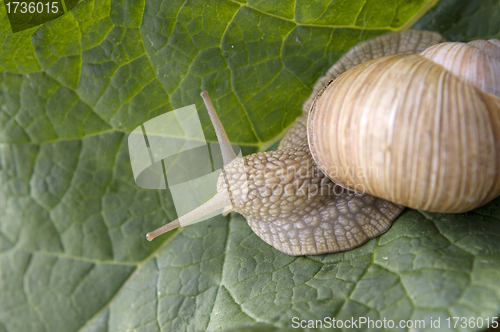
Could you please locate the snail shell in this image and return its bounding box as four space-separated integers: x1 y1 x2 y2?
308 38 500 213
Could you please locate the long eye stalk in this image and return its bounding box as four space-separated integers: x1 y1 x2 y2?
145 91 235 241
146 191 232 241
200 91 237 166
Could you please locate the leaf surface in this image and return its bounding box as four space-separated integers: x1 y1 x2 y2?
1 0 500 331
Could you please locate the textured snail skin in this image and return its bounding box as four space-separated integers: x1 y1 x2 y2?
216 140 402 255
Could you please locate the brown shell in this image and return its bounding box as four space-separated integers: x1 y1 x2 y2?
308 40 500 213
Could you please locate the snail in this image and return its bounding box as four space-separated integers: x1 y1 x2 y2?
144 30 500 256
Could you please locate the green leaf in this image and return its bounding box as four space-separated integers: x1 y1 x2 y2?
1 0 499 331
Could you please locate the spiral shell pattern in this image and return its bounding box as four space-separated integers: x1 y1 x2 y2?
308 39 500 213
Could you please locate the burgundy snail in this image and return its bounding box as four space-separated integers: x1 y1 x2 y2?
145 30 500 256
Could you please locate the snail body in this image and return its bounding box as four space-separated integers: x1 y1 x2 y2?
145 30 500 256
213 143 402 255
